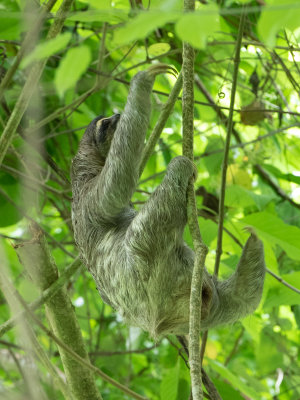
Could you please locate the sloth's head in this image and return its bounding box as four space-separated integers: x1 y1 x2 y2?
83 113 121 160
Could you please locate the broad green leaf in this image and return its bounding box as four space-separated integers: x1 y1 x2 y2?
79 0 113 10
261 163 300 185
291 305 300 329
21 32 72 68
225 184 256 208
198 217 218 246
242 212 300 260
264 272 300 308
210 360 262 400
55 45 91 97
0 174 21 227
67 9 128 24
257 0 300 47
242 314 264 343
176 6 220 49
113 11 178 46
160 360 179 400
213 379 245 400
256 328 283 374
148 43 171 57
0 12 21 40
159 139 172 166
203 136 224 175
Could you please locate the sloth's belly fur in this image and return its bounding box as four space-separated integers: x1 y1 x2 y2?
82 226 194 338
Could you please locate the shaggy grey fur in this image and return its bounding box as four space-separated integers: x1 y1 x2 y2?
71 65 266 338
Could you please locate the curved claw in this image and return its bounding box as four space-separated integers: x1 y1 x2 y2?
147 63 178 78
243 226 258 239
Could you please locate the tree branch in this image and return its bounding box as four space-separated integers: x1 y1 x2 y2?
182 1 208 399
15 224 102 400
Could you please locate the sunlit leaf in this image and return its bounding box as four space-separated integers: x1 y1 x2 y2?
160 360 179 400
55 45 91 97
113 11 178 45
67 9 128 24
176 5 219 49
242 212 300 260
210 360 262 400
258 0 300 47
148 43 171 57
21 32 72 68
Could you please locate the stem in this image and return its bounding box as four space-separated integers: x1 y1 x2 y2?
182 1 208 399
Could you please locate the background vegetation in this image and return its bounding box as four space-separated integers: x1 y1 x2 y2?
0 0 299 399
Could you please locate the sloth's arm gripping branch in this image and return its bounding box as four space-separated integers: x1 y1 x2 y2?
96 65 174 221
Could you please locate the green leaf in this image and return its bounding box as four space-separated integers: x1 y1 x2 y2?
203 136 224 175
148 43 171 57
55 45 91 97
0 12 21 40
210 360 262 400
256 328 283 374
159 139 172 166
21 32 72 68
257 0 300 47
0 174 21 227
261 163 300 185
113 10 178 46
264 272 300 308
67 9 128 24
242 212 300 260
291 305 300 329
176 6 220 49
160 360 179 400
225 185 256 208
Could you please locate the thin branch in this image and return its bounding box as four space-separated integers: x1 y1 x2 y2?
182 1 209 399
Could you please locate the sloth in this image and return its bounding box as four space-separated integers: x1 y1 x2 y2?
71 64 266 338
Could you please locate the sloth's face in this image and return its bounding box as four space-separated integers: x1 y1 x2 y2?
94 114 120 145
90 113 121 158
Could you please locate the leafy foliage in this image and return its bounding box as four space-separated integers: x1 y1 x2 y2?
0 0 300 399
